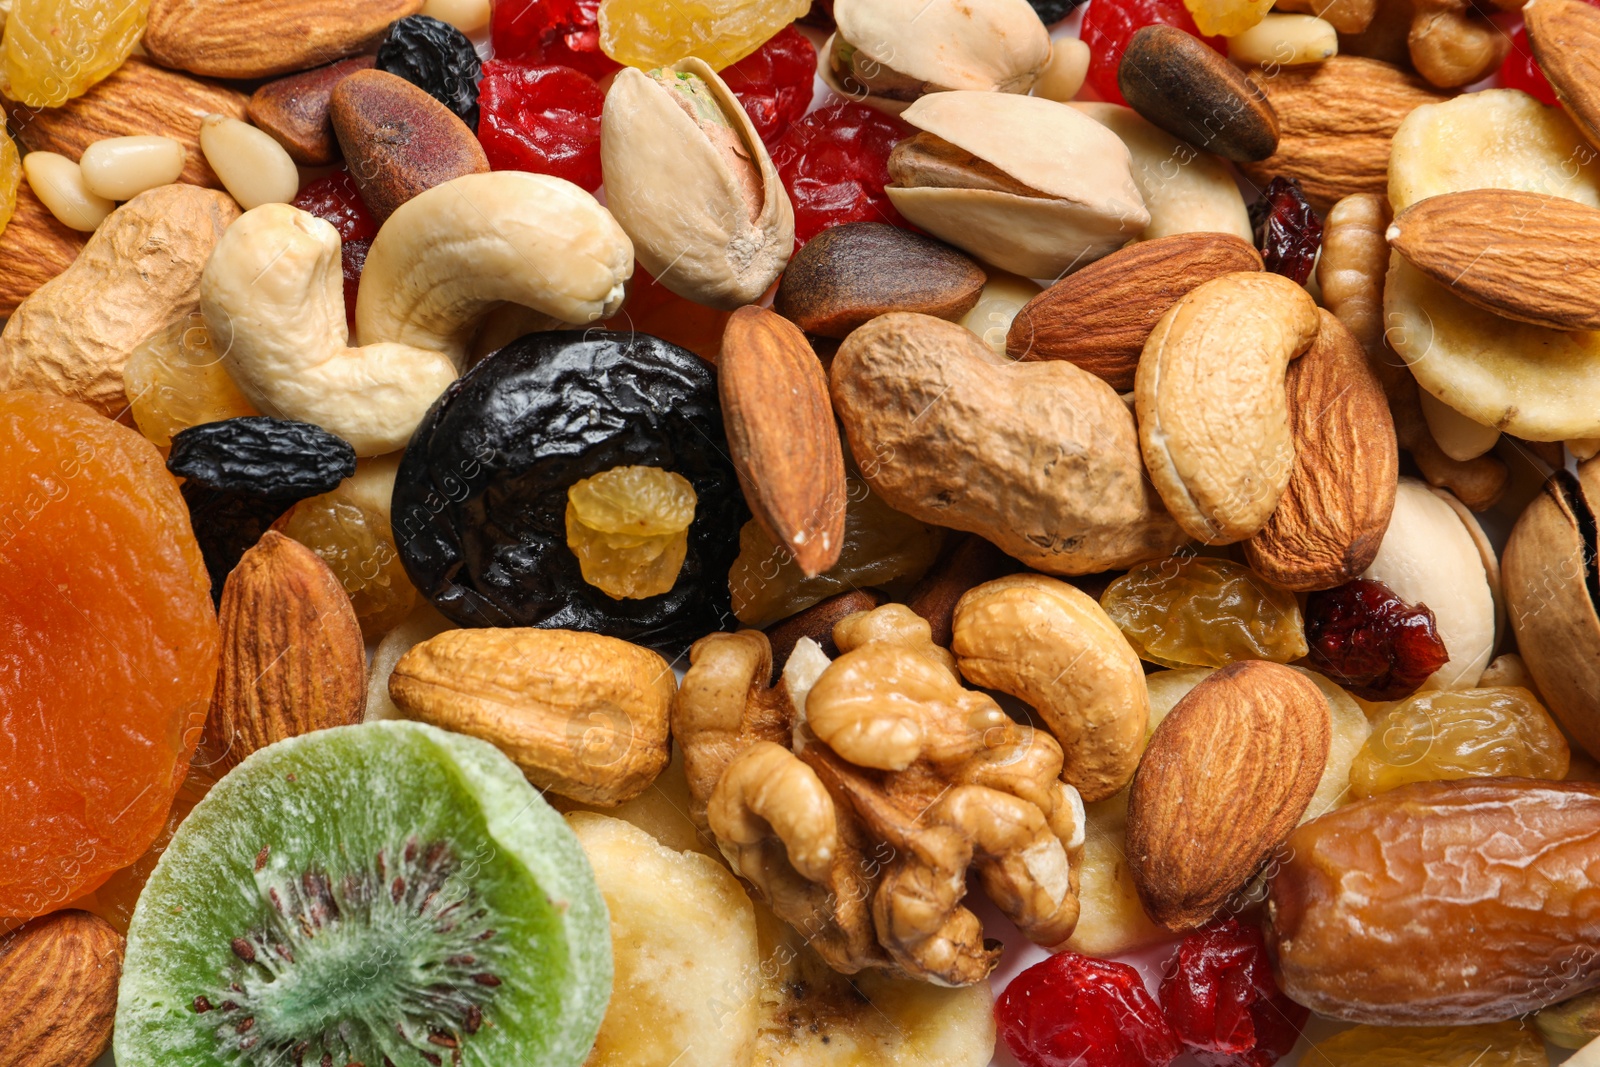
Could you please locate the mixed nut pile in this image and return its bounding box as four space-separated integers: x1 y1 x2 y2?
2 0 1600 1065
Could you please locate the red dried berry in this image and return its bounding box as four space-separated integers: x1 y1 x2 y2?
1304 578 1451 701
490 0 618 80
477 61 605 192
1082 0 1222 106
998 952 1183 1067
292 169 379 328
771 98 913 247
1160 920 1308 1067
720 25 817 147
1501 24 1561 106
1249 176 1323 286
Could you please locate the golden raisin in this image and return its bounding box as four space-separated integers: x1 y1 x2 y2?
1307 1022 1549 1066
565 465 697 600
597 0 810 70
2 0 150 107
123 314 259 448
1182 0 1273 36
1101 556 1308 669
0 134 18 240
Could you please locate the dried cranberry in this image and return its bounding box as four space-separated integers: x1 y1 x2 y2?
490 0 618 80
998 952 1183 1067
1160 920 1308 1067
292 169 378 328
720 25 817 147
1501 25 1561 106
1249 177 1323 286
1304 579 1451 701
1082 0 1222 106
477 61 605 192
771 98 913 247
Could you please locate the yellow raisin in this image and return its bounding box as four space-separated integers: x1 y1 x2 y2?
1182 0 1273 36
0 134 18 240
566 465 697 600
1308 1022 1549 1067
1349 686 1570 798
123 313 259 448
2 0 150 108
597 0 810 70
283 455 418 639
1101 556 1308 668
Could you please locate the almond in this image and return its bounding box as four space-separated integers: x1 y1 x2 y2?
1388 188 1600 332
3 58 248 189
1126 660 1330 930
1006 232 1263 392
720 306 848 578
248 56 376 166
0 910 123 1066
1244 310 1398 590
0 184 86 317
206 531 366 770
144 0 422 80
1239 56 1452 211
1526 0 1600 152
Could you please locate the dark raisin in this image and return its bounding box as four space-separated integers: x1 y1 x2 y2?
168 418 358 598
391 331 748 652
1028 0 1089 23
376 15 482 129
1303 578 1451 701
1249 176 1323 285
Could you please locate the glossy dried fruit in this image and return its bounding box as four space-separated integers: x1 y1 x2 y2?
377 14 483 128
1030 0 1088 23
123 314 261 449
290 168 378 328
2 0 150 108
1249 176 1323 285
1267 778 1600 1024
1182 0 1272 36
0 135 18 241
1082 0 1221 106
1307 1023 1550 1067
0 391 218 918
566 465 698 600
477 61 605 192
771 98 913 246
596 0 810 70
1303 578 1449 700
1160 920 1306 1067
720 24 816 146
491 0 619 80
602 266 731 363
1101 557 1309 669
1501 25 1562 107
998 951 1183 1067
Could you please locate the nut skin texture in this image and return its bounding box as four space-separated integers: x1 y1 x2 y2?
0 185 239 420
905 533 1020 649
832 312 1188 576
205 531 366 771
720 306 846 578
0 184 86 318
1126 660 1330 931
1244 309 1398 591
1267 778 1600 1024
0 910 123 1067
248 56 376 166
1504 459 1600 761
1527 0 1600 152
1275 0 1377 33
1409 0 1511 88
1135 271 1322 545
144 0 423 79
1006 232 1263 392
1116 25 1282 164
765 589 883 666
391 627 675 806
952 574 1149 803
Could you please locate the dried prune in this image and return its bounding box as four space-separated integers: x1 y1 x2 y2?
392 331 747 651
1029 0 1089 23
1304 578 1449 700
1249 176 1323 285
167 417 358 597
377 14 483 129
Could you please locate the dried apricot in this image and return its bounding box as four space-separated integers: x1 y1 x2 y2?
0 391 218 918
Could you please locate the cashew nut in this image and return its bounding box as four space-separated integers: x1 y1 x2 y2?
708 741 839 882
202 171 634 455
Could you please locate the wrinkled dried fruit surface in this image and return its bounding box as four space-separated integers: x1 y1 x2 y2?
0 392 218 918
1030 0 1089 23
1182 0 1271 36
1303 578 1449 701
772 98 913 246
597 0 810 70
2 0 149 108
998 951 1183 1067
477 60 605 191
1349 687 1570 798
377 14 483 128
1308 1022 1550 1066
0 135 18 241
720 25 816 146
290 169 378 329
124 315 261 449
566 465 697 600
1160 920 1306 1067
1250 177 1323 286
491 0 619 80
1082 0 1221 106
1102 557 1308 669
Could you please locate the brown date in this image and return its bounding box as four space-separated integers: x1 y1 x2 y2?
1266 778 1600 1024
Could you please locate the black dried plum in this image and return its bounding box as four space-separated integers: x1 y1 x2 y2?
377 14 482 129
168 417 358 598
1027 0 1087 23
392 331 747 651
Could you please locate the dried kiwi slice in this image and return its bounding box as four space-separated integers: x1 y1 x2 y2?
115 721 610 1067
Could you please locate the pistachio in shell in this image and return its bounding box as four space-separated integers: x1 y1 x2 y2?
1117 25 1281 164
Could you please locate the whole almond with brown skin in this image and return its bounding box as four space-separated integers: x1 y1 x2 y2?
1267 778 1600 1024
720 305 847 578
144 0 421 79
1244 310 1397 590
1007 232 1263 392
331 69 490 224
1126 660 1329 930
1388 189 1600 332
1527 0 1600 151
0 910 123 1066
206 531 366 770
248 56 376 166
0 184 86 317
905 533 1020 648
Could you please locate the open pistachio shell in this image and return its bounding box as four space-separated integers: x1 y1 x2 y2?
886 92 1149 278
600 59 794 310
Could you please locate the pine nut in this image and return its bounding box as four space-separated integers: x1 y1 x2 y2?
1035 37 1090 103
1419 389 1501 462
198 114 301 210
421 0 490 34
22 151 114 232
1227 13 1338 68
79 136 187 201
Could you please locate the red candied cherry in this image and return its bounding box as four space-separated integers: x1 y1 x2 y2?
1502 25 1561 106
1249 177 1323 286
1082 0 1223 106
771 98 913 247
998 952 1183 1067
291 168 378 328
477 61 605 192
1304 578 1451 701
720 25 817 146
1160 920 1309 1067
490 0 618 80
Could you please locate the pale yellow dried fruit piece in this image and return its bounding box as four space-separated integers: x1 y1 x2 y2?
597 0 809 70
1184 0 1273 37
0 133 18 241
124 313 259 447
2 0 150 108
